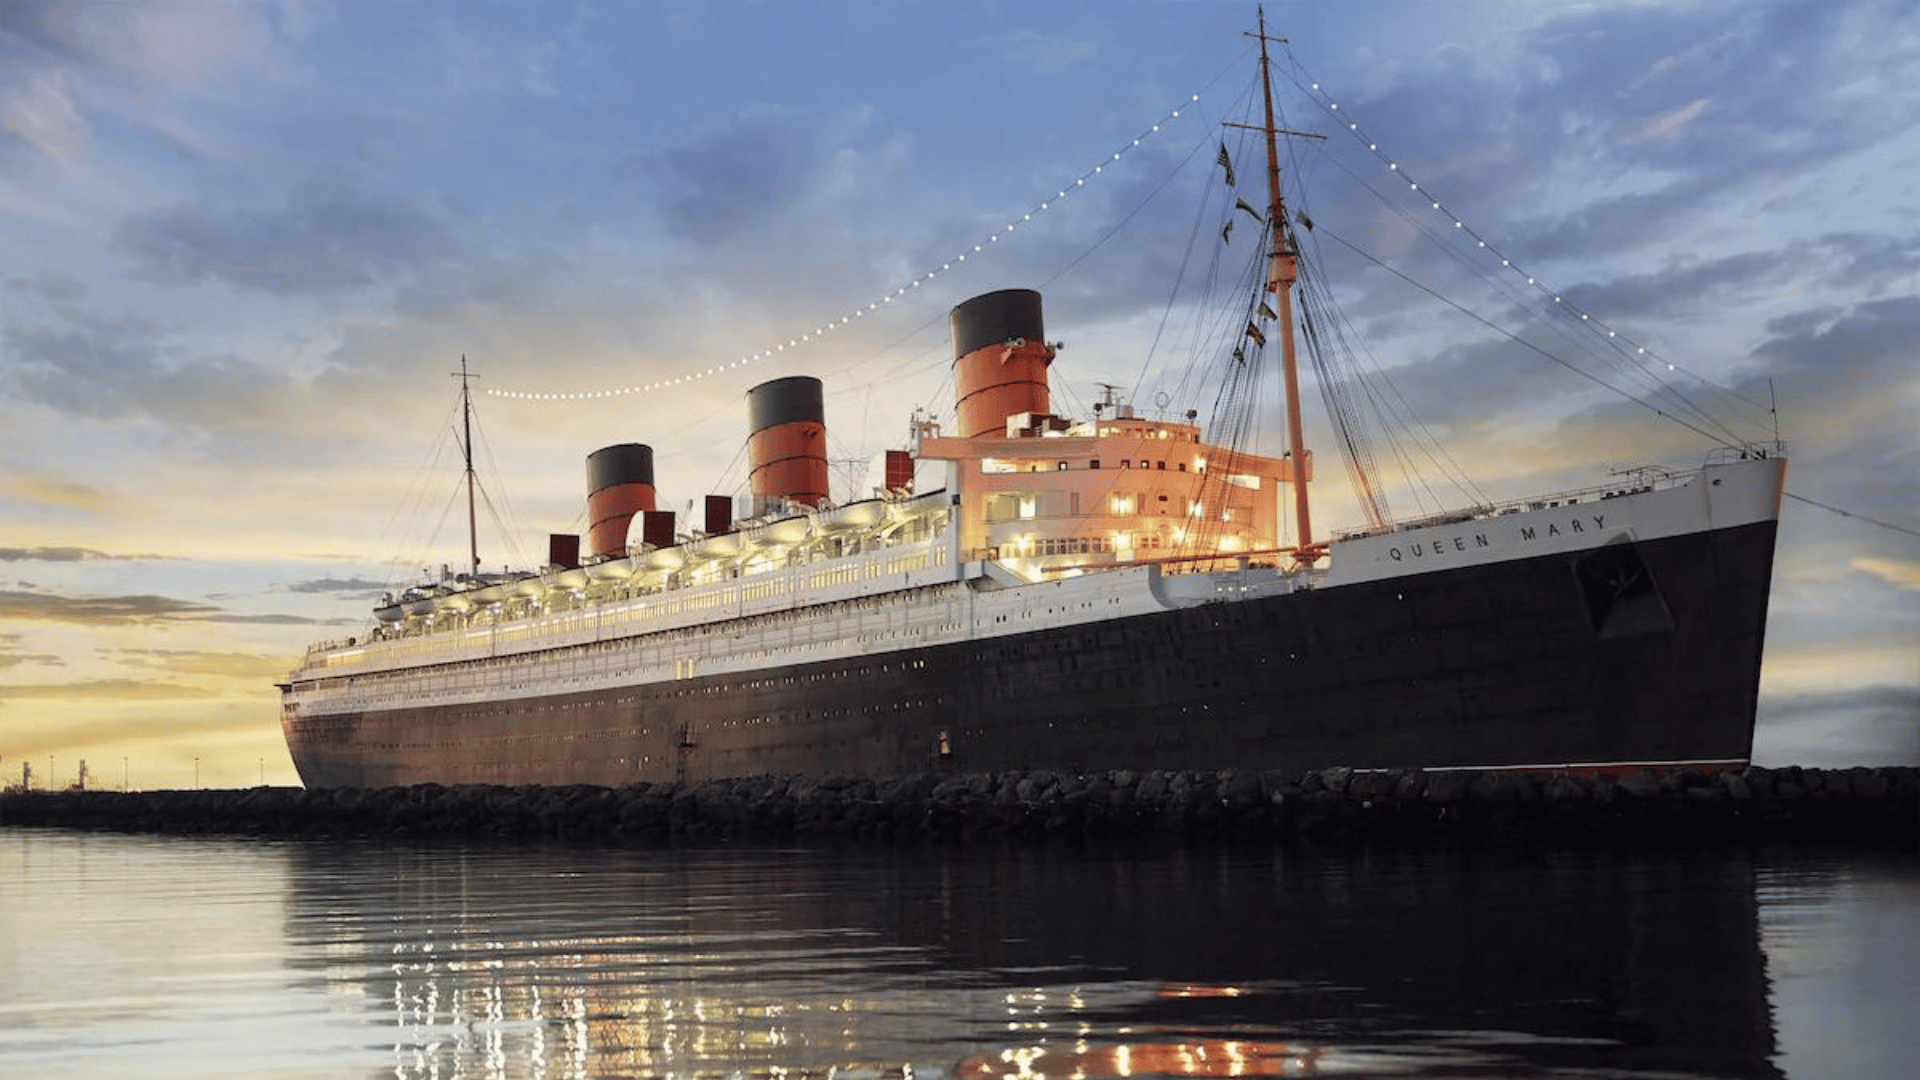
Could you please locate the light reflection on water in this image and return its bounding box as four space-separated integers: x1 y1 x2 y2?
0 832 1914 1079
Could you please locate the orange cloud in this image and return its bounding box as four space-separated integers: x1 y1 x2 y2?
110 648 288 680
1850 557 1920 592
3 476 110 512
0 678 223 703
1627 97 1711 144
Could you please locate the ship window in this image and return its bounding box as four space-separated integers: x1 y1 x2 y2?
1057 461 1068 470
1157 461 1166 470
1090 460 1100 469
1120 460 1129 469
1139 460 1149 469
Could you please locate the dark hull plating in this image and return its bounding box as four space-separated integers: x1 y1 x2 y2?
283 519 1778 788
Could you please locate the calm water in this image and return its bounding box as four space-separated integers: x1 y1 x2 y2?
1 831 1914 1079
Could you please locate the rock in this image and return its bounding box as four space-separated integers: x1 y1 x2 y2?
1423 772 1469 804
1617 771 1660 799
1135 771 1171 802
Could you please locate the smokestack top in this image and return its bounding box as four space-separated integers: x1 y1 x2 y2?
951 288 1045 359
747 376 824 433
586 443 655 491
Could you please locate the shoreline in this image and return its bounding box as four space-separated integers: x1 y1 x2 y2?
3 765 1915 847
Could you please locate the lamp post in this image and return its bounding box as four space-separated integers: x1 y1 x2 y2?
194 757 200 790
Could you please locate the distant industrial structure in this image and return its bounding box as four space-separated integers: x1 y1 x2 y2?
3 756 102 793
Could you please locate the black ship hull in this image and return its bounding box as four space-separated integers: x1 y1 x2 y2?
282 518 1777 788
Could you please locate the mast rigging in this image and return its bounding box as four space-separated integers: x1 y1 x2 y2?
456 356 480 578
1251 7 1322 565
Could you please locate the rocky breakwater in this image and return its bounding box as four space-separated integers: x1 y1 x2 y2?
4 765 1916 846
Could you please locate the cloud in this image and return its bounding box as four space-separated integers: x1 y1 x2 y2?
110 648 289 680
2 271 86 303
0 0 271 177
115 181 464 298
199 613 329 626
1325 2 1920 270
1624 97 1711 145
0 704 270 757
1850 557 1920 592
0 475 110 512
0 630 63 669
0 0 263 92
285 577 390 595
1758 683 1920 767
0 546 111 562
0 588 222 625
989 30 1100 77
0 303 313 437
639 112 831 246
0 61 87 164
0 678 222 703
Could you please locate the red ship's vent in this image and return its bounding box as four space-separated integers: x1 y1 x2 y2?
547 533 580 570
951 288 1052 439
586 443 656 559
884 449 914 495
640 509 675 550
703 494 732 536
747 376 827 516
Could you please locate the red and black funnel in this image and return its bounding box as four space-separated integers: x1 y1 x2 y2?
586 443 656 559
747 376 828 515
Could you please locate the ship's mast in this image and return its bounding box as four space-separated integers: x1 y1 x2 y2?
1254 7 1319 564
456 356 480 578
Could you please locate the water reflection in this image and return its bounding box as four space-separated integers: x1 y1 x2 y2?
281 844 1788 1079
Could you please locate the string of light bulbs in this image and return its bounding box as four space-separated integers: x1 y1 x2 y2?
488 94 1207 402
1276 52 1773 425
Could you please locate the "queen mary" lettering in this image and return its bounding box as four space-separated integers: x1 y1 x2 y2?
1388 532 1491 561
1386 511 1611 562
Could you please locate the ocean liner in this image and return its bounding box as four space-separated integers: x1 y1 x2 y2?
280 18 1786 788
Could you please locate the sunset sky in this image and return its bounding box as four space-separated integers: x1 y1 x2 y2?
3 0 1915 790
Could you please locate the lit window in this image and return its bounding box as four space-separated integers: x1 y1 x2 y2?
1110 494 1135 514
